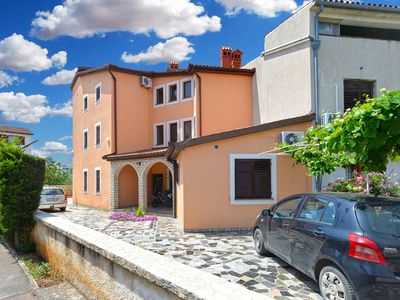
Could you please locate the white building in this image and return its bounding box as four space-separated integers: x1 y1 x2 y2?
245 0 400 186
0 126 34 153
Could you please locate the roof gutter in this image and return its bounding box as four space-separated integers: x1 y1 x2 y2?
108 69 117 155
312 4 324 125
314 0 400 13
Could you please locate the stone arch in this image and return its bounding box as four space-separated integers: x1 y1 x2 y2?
140 159 174 209
118 164 139 208
111 161 141 210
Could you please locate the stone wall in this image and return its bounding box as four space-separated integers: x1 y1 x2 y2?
32 211 268 300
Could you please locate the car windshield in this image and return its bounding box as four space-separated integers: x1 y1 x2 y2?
41 189 64 195
355 202 400 236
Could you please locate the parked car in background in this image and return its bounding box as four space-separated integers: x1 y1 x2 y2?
39 186 67 211
253 193 400 300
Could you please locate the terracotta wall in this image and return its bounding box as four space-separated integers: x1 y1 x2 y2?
118 165 139 208
198 73 253 136
72 71 112 209
176 122 313 230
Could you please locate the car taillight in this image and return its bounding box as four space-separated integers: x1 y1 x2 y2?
64 195 67 202
348 233 387 265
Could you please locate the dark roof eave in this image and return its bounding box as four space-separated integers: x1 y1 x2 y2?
168 113 315 160
103 149 168 161
314 0 400 13
70 64 255 89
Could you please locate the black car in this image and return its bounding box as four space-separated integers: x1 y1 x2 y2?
253 193 400 300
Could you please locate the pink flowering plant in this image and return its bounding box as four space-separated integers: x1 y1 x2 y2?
324 172 400 197
110 206 157 222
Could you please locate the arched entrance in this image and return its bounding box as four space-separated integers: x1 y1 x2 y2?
118 164 139 208
146 162 173 208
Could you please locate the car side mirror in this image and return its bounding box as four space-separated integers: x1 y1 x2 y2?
262 209 273 217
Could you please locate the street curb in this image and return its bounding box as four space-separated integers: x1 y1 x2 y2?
0 236 39 290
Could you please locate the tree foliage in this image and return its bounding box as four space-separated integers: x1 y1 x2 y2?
278 90 400 176
44 157 72 185
0 140 45 249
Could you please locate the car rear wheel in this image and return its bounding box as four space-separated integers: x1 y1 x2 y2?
60 207 66 212
253 228 270 256
319 266 354 300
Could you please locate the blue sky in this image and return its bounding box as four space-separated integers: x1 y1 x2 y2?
0 0 395 166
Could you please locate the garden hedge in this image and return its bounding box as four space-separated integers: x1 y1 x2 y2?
0 141 45 249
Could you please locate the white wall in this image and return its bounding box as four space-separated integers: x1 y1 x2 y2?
318 35 400 113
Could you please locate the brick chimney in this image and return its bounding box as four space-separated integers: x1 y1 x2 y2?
231 49 242 69
167 61 179 72
220 46 232 68
220 47 242 69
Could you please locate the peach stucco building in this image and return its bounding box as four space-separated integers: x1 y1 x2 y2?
71 48 313 229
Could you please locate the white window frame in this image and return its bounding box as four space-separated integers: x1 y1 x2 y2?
180 117 195 141
154 84 165 107
83 129 88 150
83 169 88 193
166 81 179 104
94 122 101 148
229 154 277 205
94 167 101 195
180 77 194 102
167 120 180 143
154 122 166 147
83 94 88 112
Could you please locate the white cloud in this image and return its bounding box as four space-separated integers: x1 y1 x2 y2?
51 51 67 68
42 68 77 85
0 92 72 123
50 100 72 117
31 141 69 158
216 0 298 18
122 37 195 65
31 0 221 40
59 135 72 141
0 71 19 88
0 33 67 72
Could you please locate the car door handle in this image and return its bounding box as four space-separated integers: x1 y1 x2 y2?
313 229 325 237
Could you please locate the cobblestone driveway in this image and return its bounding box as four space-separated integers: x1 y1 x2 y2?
50 206 321 300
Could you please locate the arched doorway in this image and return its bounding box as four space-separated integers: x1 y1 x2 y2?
118 164 139 208
146 162 173 208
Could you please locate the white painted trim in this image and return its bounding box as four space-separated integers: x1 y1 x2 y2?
82 169 88 193
153 84 165 107
166 81 179 105
94 167 101 195
83 129 88 150
153 122 166 147
94 122 101 148
95 83 101 104
83 94 88 112
180 117 195 141
229 154 277 205
166 120 180 143
180 77 194 102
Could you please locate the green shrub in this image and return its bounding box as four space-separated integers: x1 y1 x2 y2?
134 206 145 217
0 140 45 249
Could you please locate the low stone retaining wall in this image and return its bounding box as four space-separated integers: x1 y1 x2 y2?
32 211 269 300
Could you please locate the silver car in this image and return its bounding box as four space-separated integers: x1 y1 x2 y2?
39 187 67 211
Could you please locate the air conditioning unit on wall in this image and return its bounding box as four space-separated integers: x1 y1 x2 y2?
280 131 304 145
320 112 337 126
140 76 152 88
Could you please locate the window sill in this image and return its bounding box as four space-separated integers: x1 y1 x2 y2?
95 193 101 196
95 100 101 105
154 103 165 108
154 144 166 148
167 100 178 105
181 97 193 102
231 198 276 205
95 144 101 148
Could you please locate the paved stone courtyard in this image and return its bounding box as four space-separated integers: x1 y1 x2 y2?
50 206 321 300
